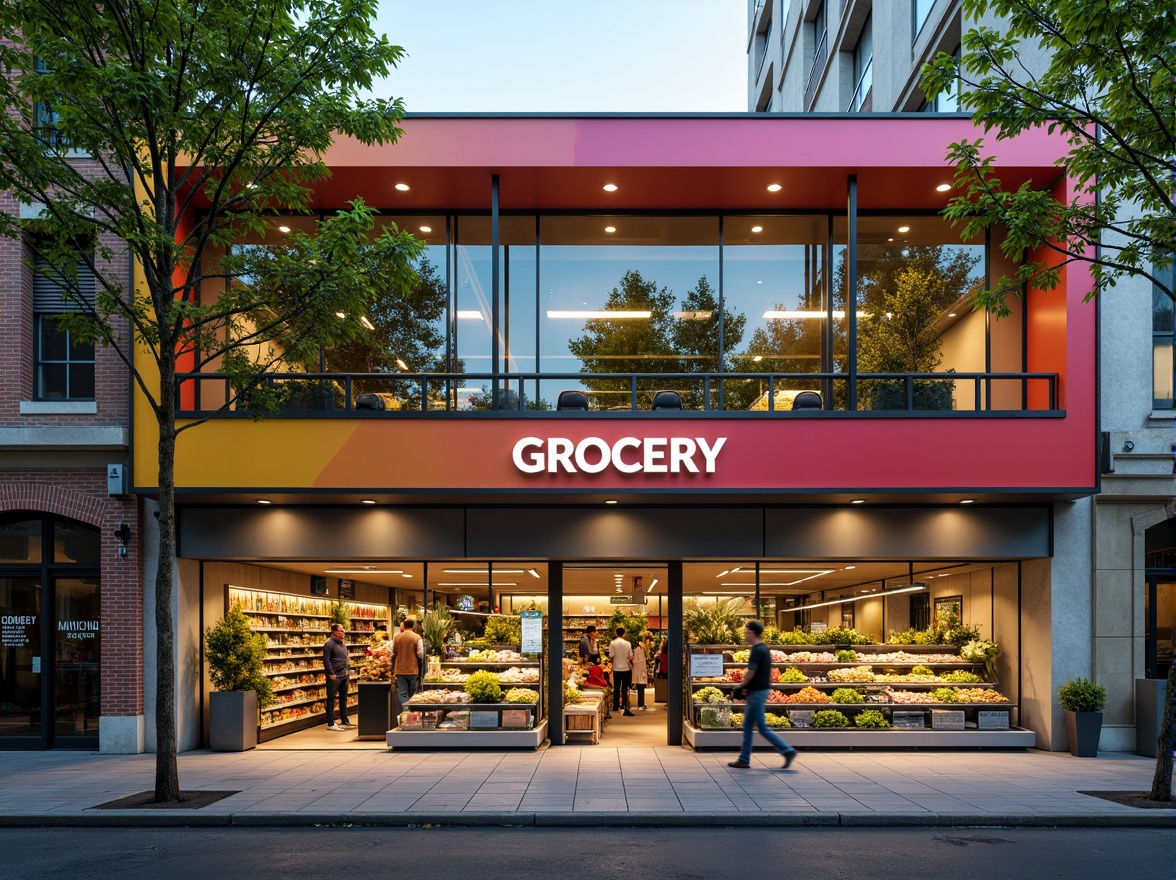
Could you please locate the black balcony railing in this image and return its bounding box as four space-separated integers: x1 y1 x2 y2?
176 370 1060 417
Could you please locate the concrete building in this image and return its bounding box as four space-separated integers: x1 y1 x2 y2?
748 0 1176 752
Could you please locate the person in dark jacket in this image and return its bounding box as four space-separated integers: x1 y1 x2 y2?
323 623 354 731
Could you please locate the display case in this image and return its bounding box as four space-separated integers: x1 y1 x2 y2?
226 586 390 742
385 645 548 749
683 643 1034 748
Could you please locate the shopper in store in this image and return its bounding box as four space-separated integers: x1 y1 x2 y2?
728 620 798 771
608 626 635 716
323 623 355 731
392 618 426 704
579 625 599 663
630 636 648 711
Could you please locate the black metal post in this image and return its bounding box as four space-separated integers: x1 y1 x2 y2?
547 561 564 745
491 175 500 409
847 175 858 410
667 559 683 746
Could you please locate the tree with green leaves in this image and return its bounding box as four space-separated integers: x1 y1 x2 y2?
921 0 1175 315
0 0 419 801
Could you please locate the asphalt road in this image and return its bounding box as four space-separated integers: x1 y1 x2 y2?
8 826 1174 880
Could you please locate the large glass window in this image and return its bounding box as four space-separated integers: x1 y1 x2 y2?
0 577 42 740
849 15 873 112
538 216 720 409
1154 260 1174 409
54 578 100 739
922 44 961 112
913 0 937 40
32 252 96 400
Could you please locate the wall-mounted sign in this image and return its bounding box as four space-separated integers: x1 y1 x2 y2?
689 653 724 678
58 620 99 640
512 436 726 475
1 614 35 648
337 579 355 600
609 595 634 604
520 610 542 654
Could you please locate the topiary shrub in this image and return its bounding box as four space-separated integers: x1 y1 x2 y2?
1058 677 1107 713
464 669 503 703
205 602 275 708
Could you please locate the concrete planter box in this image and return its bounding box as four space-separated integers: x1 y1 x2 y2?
209 691 258 752
1063 709 1102 757
1135 678 1168 758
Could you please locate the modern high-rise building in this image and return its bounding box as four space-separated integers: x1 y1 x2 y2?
749 0 1175 754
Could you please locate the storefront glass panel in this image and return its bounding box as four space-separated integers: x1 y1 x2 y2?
0 514 42 564
0 577 42 739
53 577 100 739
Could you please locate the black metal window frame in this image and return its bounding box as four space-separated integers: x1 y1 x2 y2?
848 13 873 112
31 251 97 401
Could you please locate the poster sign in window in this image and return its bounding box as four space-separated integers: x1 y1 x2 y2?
520 611 542 654
1 614 35 648
689 653 724 678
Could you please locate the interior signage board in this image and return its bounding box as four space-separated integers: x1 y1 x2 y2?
520 610 542 654
689 653 724 678
609 595 634 604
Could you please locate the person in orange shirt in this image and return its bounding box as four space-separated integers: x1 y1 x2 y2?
391 618 425 704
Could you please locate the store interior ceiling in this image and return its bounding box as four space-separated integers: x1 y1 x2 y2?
258 560 999 605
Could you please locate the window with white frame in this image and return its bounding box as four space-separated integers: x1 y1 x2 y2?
32 254 95 400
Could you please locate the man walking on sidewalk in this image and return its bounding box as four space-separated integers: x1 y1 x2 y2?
323 623 355 731
729 620 797 770
609 626 635 716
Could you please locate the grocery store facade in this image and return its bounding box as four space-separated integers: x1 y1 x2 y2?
6 114 1113 753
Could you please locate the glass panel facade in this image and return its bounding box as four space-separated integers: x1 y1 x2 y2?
53 519 100 565
1154 265 1174 408
0 514 42 564
0 577 42 739
36 316 95 400
54 578 100 739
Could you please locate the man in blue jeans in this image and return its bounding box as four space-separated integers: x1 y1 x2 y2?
728 620 798 770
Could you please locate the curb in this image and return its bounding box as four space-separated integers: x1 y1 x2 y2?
0 810 1171 829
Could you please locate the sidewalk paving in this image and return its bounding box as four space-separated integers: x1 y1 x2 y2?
0 746 1172 828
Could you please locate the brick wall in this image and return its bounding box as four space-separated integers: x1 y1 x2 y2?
0 472 143 717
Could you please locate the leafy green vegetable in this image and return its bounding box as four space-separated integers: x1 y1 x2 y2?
930 687 961 703
835 649 857 663
778 666 808 683
854 709 890 729
831 688 864 704
464 669 503 703
693 687 728 704
940 670 982 683
812 710 850 728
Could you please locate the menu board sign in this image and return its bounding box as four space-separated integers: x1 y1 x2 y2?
520 611 543 654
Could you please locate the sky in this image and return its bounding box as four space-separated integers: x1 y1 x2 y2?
373 0 748 113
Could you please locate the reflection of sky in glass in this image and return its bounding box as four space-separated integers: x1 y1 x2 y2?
725 245 821 354
539 245 718 369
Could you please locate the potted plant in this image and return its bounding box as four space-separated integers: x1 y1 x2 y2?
328 597 352 632
204 602 275 751
1058 676 1107 757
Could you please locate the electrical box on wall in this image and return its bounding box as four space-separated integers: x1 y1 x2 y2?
107 464 127 497
310 576 328 595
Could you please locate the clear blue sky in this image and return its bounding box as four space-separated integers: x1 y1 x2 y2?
375 0 748 112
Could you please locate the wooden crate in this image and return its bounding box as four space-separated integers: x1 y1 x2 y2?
566 713 596 730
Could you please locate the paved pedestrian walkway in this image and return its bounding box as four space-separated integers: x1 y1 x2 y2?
0 747 1170 827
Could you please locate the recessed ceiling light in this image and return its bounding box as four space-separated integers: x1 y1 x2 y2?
394 183 410 191
361 499 376 505
277 225 291 233
716 570 731 578
605 499 618 505
936 183 952 192
325 568 404 574
604 226 616 233
602 183 618 192
844 565 856 570
528 569 541 579
419 226 432 233
948 312 957 317
897 225 911 233
395 358 409 371
401 573 412 578
257 499 272 505
851 499 866 504
766 183 782 192
960 498 975 504
751 226 764 233
888 237 895 242
753 355 763 362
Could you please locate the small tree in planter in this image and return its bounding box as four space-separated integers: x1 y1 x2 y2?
857 266 955 411
204 603 275 751
329 598 352 632
1058 677 1106 758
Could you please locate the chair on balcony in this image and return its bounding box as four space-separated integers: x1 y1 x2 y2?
556 390 590 411
791 390 822 411
354 392 386 411
650 390 683 411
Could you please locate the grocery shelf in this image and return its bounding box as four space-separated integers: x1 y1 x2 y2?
683 721 1035 750
386 719 548 750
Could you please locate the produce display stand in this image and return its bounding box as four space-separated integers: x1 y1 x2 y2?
386 646 547 750
684 643 1034 750
564 689 606 744
228 586 389 742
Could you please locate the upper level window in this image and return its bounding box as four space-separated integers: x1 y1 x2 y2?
1155 259 1175 409
32 253 96 401
805 2 828 108
32 58 68 149
922 44 961 112
913 0 937 40
849 15 873 112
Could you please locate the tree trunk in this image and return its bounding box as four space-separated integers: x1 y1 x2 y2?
1148 663 1174 802
153 357 182 802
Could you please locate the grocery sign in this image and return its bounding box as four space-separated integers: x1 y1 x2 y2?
512 436 726 475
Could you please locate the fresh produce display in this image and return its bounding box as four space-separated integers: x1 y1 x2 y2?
911 665 934 676
835 649 858 663
407 689 471 704
504 687 539 704
731 649 750 663
955 687 1010 703
729 711 791 729
359 632 392 681
886 690 936 704
426 666 539 684
960 639 1001 662
723 667 781 683
874 671 941 682
831 688 864 704
812 709 850 728
465 648 525 663
464 669 504 704
854 709 890 729
778 666 808 683
776 651 837 663
693 687 728 704
929 687 962 703
939 670 983 683
564 682 583 704
814 628 873 646
787 686 831 704
827 666 876 682
698 705 731 728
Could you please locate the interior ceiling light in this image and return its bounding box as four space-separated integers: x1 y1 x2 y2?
753 355 764 362
361 499 376 505
605 499 619 505
527 569 541 579
959 498 975 504
257 499 272 504
457 310 484 320
793 582 928 612
547 310 651 320
647 578 659 593
419 225 432 233
704 590 754 595
897 225 911 233
716 570 731 578
766 183 782 192
602 183 618 192
360 316 375 331
604 226 617 233
763 310 864 320
395 358 409 371
401 573 413 578
394 183 410 191
936 183 952 192
851 499 866 504
442 568 525 574
277 225 291 233
325 568 404 574
437 582 517 587
844 565 856 570
751 226 764 233
948 312 957 317
674 310 713 321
